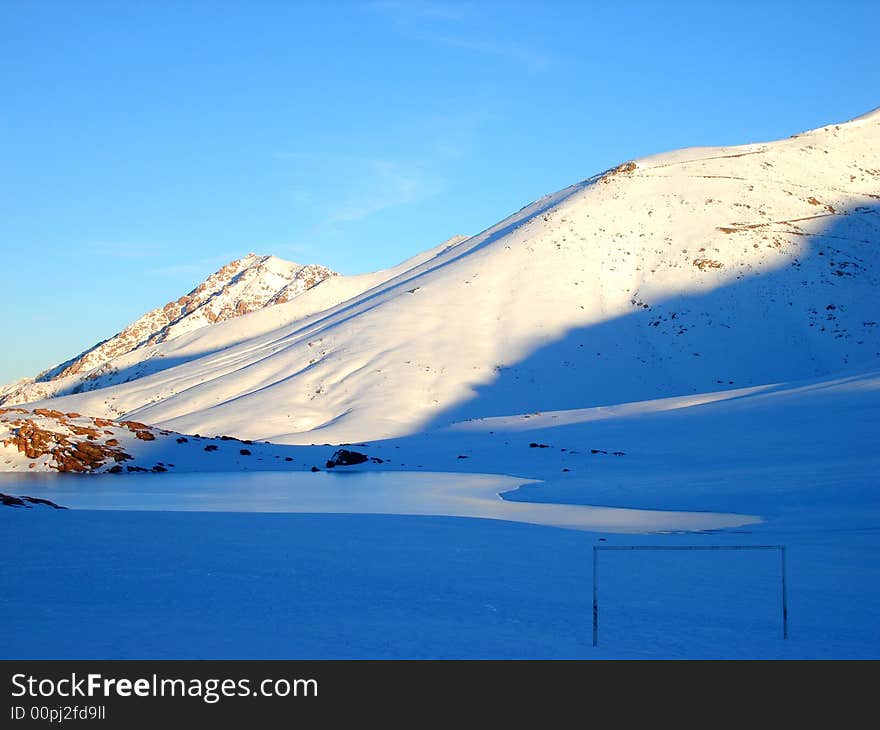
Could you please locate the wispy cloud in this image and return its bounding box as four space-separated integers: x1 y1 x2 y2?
331 159 438 223
276 157 441 265
366 0 552 71
273 241 324 263
86 241 169 260
86 243 250 283
369 0 476 25
280 155 441 223
417 107 497 159
149 252 246 279
418 33 550 70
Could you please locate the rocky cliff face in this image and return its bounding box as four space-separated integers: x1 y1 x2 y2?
0 254 336 405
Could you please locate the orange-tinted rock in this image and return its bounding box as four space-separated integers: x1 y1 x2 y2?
120 420 151 431
74 442 106 460
69 424 101 439
7 422 63 459
57 454 89 472
3 416 133 472
33 408 65 419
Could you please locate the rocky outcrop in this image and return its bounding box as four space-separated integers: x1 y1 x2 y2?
1 493 67 509
325 449 369 468
1 410 136 472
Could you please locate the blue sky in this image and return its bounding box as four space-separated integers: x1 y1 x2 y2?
1 0 878 383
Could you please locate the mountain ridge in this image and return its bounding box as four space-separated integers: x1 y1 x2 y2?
0 253 337 405
5 108 879 448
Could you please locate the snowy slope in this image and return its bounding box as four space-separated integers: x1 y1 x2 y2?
0 254 336 405
15 109 880 445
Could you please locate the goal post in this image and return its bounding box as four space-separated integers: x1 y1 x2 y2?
592 545 787 647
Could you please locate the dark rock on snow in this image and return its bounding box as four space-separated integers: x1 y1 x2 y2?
325 449 370 468
1 493 67 509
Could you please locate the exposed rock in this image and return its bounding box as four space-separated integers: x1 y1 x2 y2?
1 493 66 509
325 449 369 468
0 407 28 416
33 408 65 419
74 441 107 461
601 160 638 184
1 409 134 472
120 420 151 431
69 424 101 439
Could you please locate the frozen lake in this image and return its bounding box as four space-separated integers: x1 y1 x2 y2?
0 470 759 534
4 472 878 659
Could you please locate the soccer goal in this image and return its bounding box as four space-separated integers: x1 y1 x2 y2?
591 545 788 647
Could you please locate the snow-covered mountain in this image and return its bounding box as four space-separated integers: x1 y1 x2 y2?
6 109 880 449
0 254 336 405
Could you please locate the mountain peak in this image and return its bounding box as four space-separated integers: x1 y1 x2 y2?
0 254 337 405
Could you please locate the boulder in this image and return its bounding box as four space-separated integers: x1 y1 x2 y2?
325 449 369 468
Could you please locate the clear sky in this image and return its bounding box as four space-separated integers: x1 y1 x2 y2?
1 0 878 383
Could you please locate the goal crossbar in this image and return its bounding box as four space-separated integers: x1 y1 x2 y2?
592 545 788 647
